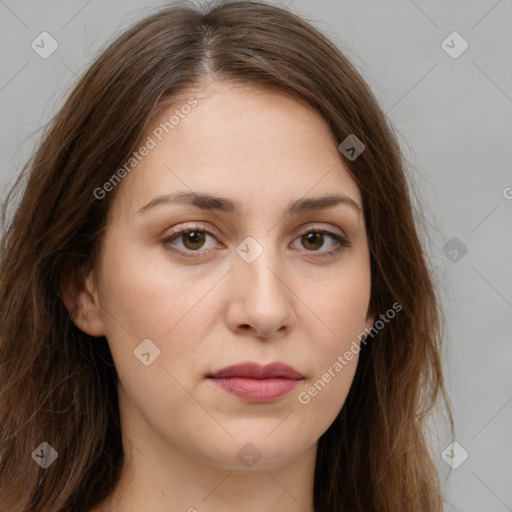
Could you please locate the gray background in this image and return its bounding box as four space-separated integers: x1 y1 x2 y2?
1 1 511 510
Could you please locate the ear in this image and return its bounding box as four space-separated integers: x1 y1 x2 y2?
60 267 105 337
364 310 375 334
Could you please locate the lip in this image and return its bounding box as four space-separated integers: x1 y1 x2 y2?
208 362 304 380
207 362 304 403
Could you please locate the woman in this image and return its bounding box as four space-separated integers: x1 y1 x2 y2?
0 1 452 510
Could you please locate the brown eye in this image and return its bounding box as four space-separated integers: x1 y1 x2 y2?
181 230 206 250
162 226 219 256
301 232 324 251
290 228 350 258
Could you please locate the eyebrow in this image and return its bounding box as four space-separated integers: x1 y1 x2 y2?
136 190 361 216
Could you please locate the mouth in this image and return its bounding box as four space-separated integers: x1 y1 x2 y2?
206 362 304 403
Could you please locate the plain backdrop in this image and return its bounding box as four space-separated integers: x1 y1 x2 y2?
1 1 511 511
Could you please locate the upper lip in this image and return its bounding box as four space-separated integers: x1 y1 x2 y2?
208 362 304 380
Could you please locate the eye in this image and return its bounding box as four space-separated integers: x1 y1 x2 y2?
290 228 350 257
162 224 220 256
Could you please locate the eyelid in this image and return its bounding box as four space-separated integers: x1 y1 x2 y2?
164 222 216 238
294 222 347 239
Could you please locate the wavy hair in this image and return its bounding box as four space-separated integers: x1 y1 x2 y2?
0 1 452 510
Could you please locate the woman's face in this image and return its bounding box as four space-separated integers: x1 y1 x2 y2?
81 82 373 471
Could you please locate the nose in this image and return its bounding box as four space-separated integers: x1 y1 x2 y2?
224 245 297 339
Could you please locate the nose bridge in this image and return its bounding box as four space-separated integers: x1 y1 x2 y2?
236 236 287 302
242 247 282 296
228 234 296 337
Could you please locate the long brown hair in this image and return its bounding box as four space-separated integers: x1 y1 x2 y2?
0 1 452 510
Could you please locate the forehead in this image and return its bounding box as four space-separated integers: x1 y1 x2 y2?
110 82 361 219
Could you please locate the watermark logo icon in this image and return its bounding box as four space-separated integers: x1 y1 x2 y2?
236 236 264 264
31 32 58 59
134 338 161 366
338 134 365 161
32 442 58 468
441 441 469 469
442 237 468 263
237 442 263 468
441 31 468 59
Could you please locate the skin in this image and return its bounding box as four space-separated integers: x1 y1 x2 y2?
67 81 374 512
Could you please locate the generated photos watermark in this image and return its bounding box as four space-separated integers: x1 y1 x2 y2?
297 301 402 405
93 97 198 200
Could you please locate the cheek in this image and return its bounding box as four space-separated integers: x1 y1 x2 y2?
97 236 220 342
294 264 370 418
293 354 358 450
304 264 371 344
295 282 366 432
95 240 227 400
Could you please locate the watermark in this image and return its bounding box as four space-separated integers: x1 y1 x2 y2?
133 338 161 366
441 31 469 60
31 31 59 59
503 186 512 200
237 442 263 468
338 134 365 161
93 97 198 200
442 236 468 263
236 236 264 263
297 301 402 405
441 441 469 469
31 442 58 468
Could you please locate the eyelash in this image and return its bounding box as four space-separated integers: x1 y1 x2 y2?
161 223 351 259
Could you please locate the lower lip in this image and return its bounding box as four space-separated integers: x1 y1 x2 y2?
207 377 302 403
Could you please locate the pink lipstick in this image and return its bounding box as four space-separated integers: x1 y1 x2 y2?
207 362 304 403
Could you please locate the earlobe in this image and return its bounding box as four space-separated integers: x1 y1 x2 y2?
60 269 105 337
